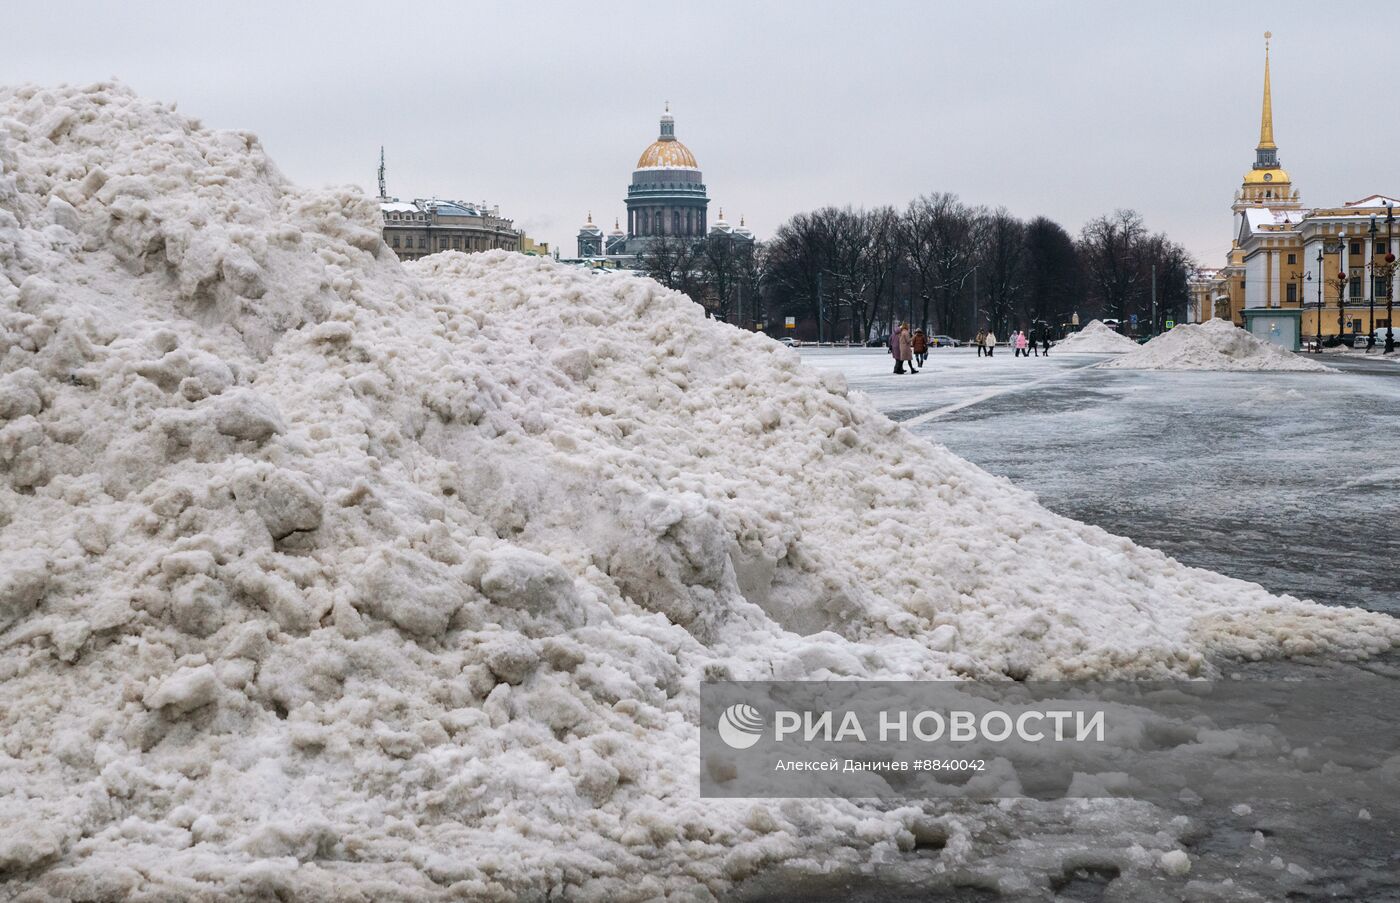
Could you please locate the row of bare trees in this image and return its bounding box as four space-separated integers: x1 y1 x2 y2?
777 197 1195 341
633 196 1192 342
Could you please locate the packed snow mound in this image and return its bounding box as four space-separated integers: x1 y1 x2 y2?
0 83 1394 899
1101 318 1335 372
1054 319 1140 353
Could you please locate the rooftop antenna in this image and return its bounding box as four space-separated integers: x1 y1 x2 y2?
377 146 387 200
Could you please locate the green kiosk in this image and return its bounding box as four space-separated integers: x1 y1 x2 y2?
1241 307 1303 352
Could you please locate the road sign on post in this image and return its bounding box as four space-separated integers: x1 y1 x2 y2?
1165 319 1175 329
784 317 796 330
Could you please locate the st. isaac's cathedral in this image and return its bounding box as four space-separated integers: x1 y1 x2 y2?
576 106 753 264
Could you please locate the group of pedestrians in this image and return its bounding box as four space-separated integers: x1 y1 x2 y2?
973 328 1050 358
888 323 927 374
889 323 1051 373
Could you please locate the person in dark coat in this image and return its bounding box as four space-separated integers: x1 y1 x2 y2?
911 329 929 368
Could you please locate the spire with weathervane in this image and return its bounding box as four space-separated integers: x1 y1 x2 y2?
1255 31 1278 169
1233 31 1299 217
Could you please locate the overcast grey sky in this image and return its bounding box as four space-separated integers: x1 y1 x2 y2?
4 1 1397 265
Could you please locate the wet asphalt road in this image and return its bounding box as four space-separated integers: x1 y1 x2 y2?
801 348 1399 615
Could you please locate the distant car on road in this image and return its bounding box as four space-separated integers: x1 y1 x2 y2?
778 337 797 347
928 334 960 347
1349 333 1371 349
867 335 890 348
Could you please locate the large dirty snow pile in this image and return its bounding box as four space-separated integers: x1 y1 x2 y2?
1 83 1394 901
1054 319 1140 353
1101 318 1334 372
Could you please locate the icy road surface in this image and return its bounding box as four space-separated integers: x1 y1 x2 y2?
800 347 1399 615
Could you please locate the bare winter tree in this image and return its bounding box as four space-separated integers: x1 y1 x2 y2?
857 206 903 342
698 230 742 322
635 232 699 295
1078 210 1193 334
976 207 1025 336
811 206 863 340
1135 233 1194 332
1078 209 1146 325
734 240 764 329
1022 216 1082 334
904 193 979 337
765 212 827 337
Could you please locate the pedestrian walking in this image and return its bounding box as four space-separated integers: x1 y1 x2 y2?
975 329 987 357
1030 327 1041 356
1014 330 1029 357
1041 332 1051 355
891 323 917 374
982 329 997 358
912 329 928 368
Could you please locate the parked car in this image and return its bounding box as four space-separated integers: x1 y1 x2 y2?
1349 333 1371 349
778 337 796 347
867 335 890 348
928 334 959 347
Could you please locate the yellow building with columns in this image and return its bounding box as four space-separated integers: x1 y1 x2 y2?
1200 33 1398 349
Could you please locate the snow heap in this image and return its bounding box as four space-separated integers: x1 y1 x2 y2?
1054 319 1140 353
1101 318 1334 372
0 84 1394 899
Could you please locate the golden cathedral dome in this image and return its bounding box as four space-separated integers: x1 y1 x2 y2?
635 105 699 170
637 138 698 169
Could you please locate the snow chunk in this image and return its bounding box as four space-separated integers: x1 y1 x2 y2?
0 549 48 632
1158 849 1191 876
230 464 324 539
143 664 220 714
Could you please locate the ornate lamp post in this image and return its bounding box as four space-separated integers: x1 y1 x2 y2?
1289 269 1311 305
1315 247 1325 352
1370 215 1380 349
1387 204 1397 354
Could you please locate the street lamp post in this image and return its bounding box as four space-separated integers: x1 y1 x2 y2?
1335 269 1349 342
1387 204 1397 354
1290 268 1311 351
1316 247 1325 352
1369 215 1380 350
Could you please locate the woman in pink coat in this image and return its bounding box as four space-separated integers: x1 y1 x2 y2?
1014 330 1029 357
891 323 917 374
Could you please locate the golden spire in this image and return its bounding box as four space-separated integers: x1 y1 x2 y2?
1258 31 1276 151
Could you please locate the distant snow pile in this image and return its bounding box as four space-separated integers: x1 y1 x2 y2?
1102 318 1335 372
0 84 1392 899
1054 319 1140 353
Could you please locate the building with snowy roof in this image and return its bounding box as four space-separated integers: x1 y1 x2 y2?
1200 33 1399 349
573 106 754 268
380 197 523 261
